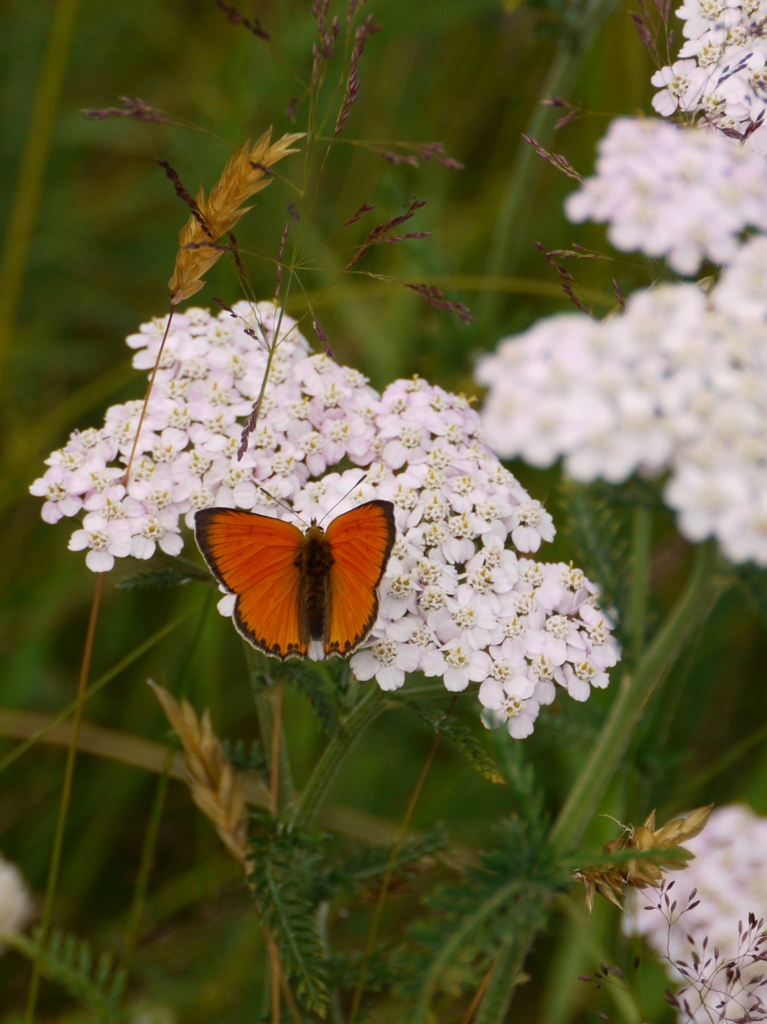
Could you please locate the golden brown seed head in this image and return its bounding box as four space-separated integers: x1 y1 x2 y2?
168 127 304 304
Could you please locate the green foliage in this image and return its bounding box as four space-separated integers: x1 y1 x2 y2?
311 825 448 904
282 659 353 736
248 815 330 1017
6 930 126 1023
115 562 212 591
224 736 268 777
399 817 563 1020
245 647 351 734
492 734 547 843
561 479 631 629
405 699 506 785
3 0 762 1019
590 478 666 512
736 563 767 629
325 947 399 995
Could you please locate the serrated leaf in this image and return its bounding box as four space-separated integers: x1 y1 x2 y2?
325 947 399 993
406 701 505 785
285 660 344 735
6 929 126 1022
590 477 664 511
737 563 767 628
398 817 561 1021
224 737 268 777
116 561 212 590
561 479 630 628
311 825 448 903
248 816 329 1017
490 733 547 840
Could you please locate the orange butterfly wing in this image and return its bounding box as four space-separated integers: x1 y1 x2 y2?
324 500 396 657
195 508 308 659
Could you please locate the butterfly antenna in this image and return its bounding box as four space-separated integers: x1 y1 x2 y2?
252 481 311 529
318 474 368 526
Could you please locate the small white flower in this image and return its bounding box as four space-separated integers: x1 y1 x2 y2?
479 670 540 739
379 573 419 620
429 585 501 648
29 466 85 523
350 638 421 690
509 501 556 552
422 641 491 691
651 60 708 115
562 660 608 701
68 514 133 572
131 513 184 560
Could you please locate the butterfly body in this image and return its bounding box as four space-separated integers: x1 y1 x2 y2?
296 524 335 644
195 500 395 661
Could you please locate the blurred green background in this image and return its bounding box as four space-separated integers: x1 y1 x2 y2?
2 0 767 1020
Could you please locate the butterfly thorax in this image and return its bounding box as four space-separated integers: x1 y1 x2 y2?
297 525 335 641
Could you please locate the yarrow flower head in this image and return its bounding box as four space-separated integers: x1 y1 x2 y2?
565 117 767 275
626 804 767 1023
32 301 619 736
477 234 767 566
650 0 767 150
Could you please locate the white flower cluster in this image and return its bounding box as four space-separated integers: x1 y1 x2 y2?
565 117 767 274
0 854 31 946
30 302 620 735
626 805 767 1023
478 235 767 567
652 0 767 148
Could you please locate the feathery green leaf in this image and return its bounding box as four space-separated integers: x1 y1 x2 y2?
248 815 330 1016
6 929 126 1022
406 699 505 785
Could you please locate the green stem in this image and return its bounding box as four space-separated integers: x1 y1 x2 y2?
317 902 344 1024
548 541 725 857
122 746 174 973
0 0 81 384
249 664 295 813
473 897 546 1024
413 880 526 1021
555 897 643 1024
270 681 284 816
25 571 105 1022
629 507 652 666
291 685 386 829
348 726 444 1024
481 0 616 324
492 545 722 1024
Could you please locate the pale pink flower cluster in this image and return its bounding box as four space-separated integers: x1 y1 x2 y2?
626 805 767 1023
651 0 767 149
31 302 619 735
0 854 31 947
478 236 767 567
565 117 767 274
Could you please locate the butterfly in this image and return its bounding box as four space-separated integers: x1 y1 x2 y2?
194 500 396 660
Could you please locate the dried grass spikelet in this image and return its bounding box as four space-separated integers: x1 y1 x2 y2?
168 127 304 304
574 805 713 912
149 680 249 869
